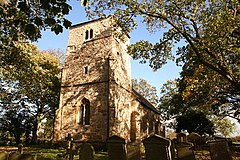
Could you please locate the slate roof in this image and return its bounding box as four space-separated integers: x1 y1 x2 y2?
132 89 160 114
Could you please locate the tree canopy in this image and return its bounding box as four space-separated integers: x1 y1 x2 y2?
85 0 240 121
176 110 214 135
0 43 62 144
132 78 159 106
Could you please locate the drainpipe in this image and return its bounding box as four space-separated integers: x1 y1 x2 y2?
106 57 110 139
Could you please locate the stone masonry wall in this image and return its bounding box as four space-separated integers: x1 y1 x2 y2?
54 83 109 141
54 17 164 143
55 18 115 141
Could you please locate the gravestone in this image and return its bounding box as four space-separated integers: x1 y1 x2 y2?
18 153 37 160
177 133 187 143
79 142 95 160
63 134 78 160
0 152 9 160
170 139 177 160
208 140 232 160
176 143 196 160
142 134 171 160
8 144 24 160
107 135 127 160
127 141 141 160
8 152 21 160
187 133 201 150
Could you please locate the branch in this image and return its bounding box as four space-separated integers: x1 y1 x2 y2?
138 9 240 89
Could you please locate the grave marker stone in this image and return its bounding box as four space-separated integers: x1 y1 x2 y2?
177 133 187 143
0 152 9 160
107 135 127 160
142 134 171 160
79 142 95 160
127 141 141 160
177 144 196 160
208 140 232 160
187 133 201 150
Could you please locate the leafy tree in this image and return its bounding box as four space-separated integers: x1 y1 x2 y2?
176 110 214 135
85 0 240 120
0 80 34 144
0 43 62 144
0 0 86 75
211 117 236 137
132 78 159 106
158 79 183 120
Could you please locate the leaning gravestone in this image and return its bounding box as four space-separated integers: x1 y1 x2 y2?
79 142 95 160
208 140 232 160
142 134 171 160
107 135 127 160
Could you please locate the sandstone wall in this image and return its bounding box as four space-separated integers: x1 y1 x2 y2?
54 83 109 141
54 18 164 143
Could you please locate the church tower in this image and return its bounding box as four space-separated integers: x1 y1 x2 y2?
54 18 133 142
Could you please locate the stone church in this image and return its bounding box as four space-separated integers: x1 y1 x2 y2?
54 17 165 144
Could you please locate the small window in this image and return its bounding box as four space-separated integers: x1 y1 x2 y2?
85 30 89 40
90 29 93 39
84 66 88 74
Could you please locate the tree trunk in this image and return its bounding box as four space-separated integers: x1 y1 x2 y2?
31 118 38 144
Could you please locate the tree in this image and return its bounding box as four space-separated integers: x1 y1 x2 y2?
0 79 34 144
158 79 182 121
85 0 240 120
132 78 158 106
211 117 236 137
0 43 62 144
176 110 214 136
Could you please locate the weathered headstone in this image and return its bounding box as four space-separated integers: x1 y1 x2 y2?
64 133 76 160
176 143 196 160
127 141 141 160
79 142 95 160
8 144 24 160
0 152 9 160
208 140 232 160
142 134 171 160
18 153 37 160
8 152 21 160
177 133 187 143
170 139 177 160
187 133 201 150
107 135 127 160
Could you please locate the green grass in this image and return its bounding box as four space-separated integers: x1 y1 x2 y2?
233 142 240 145
0 146 109 160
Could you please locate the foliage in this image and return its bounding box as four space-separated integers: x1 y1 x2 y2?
132 78 158 106
211 116 236 137
85 0 240 121
0 43 62 144
0 0 70 70
158 79 182 120
176 110 214 135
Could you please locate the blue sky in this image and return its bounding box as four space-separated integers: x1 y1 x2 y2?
36 0 181 95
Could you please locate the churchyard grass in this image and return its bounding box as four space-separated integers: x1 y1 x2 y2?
0 146 109 160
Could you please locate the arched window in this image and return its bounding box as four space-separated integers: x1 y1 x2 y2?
85 30 89 40
79 98 90 125
90 29 93 39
